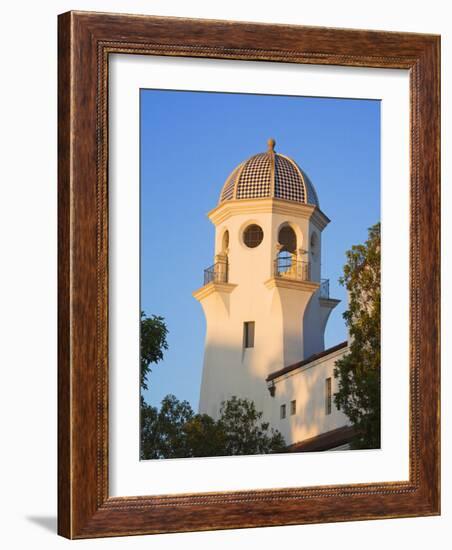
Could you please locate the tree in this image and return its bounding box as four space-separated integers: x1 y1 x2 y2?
218 396 286 455
140 394 286 459
333 222 381 449
139 311 169 457
140 400 159 460
182 414 226 457
140 312 168 391
141 394 194 459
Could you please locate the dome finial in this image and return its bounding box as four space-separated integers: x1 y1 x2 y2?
267 138 276 152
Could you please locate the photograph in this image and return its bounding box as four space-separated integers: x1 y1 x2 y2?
139 89 381 459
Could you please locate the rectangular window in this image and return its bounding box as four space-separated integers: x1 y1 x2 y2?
280 404 286 419
243 321 255 348
325 377 332 415
290 400 296 415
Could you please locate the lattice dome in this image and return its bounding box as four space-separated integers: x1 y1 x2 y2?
219 139 319 207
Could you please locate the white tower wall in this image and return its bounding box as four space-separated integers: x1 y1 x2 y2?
194 199 338 421
193 140 344 446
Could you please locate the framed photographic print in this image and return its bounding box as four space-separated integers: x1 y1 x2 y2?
58 11 440 538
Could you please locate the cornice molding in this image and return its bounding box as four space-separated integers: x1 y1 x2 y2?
264 276 320 293
319 297 341 309
208 198 330 229
192 281 237 302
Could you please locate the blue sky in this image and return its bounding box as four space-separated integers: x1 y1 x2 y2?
140 89 380 409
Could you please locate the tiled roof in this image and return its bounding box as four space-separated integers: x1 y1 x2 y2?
266 341 348 382
219 139 320 207
287 425 355 452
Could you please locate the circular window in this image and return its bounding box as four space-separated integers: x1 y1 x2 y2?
243 224 264 248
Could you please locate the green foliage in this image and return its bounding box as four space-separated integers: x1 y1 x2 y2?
140 394 194 459
218 396 286 455
182 414 226 457
333 222 381 449
140 396 159 460
140 394 286 459
140 311 168 391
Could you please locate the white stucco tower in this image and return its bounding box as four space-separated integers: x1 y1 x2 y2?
194 139 340 422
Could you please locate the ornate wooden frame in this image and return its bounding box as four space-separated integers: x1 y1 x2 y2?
58 11 440 539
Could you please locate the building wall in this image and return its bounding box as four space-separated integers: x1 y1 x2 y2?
268 347 350 445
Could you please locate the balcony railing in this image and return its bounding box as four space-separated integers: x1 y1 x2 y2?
274 256 310 281
203 257 330 297
320 278 330 299
204 261 229 285
274 256 330 298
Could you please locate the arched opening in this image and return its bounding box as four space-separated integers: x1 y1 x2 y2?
212 229 229 284
276 225 297 276
221 230 229 253
278 225 297 253
275 224 309 280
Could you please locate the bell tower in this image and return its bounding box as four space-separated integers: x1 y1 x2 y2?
193 140 339 420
